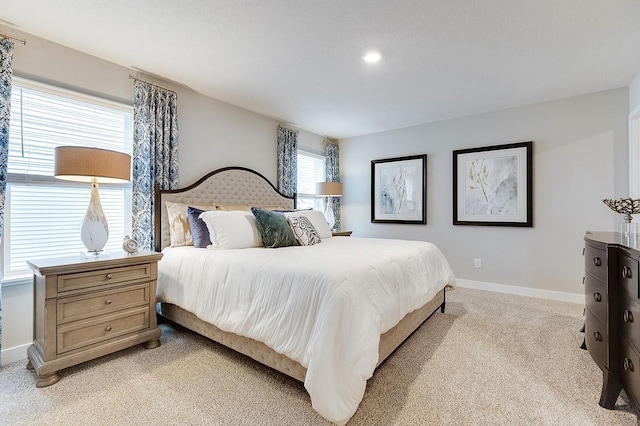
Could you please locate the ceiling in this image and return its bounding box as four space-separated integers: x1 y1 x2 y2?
2 0 640 139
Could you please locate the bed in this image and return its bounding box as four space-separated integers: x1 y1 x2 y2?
154 166 455 425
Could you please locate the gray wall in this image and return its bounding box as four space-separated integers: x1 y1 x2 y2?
341 88 629 296
0 26 323 360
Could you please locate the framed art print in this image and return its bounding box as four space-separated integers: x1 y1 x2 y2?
453 141 533 227
371 154 427 224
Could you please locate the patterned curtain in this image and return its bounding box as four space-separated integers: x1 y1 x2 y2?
0 38 14 366
132 80 179 251
277 125 298 197
0 39 14 245
325 138 341 231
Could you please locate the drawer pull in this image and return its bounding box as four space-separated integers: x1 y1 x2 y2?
624 310 634 323
593 257 602 267
624 358 634 372
593 331 603 342
593 292 602 302
623 266 633 279
105 326 112 332
105 274 113 280
105 299 112 305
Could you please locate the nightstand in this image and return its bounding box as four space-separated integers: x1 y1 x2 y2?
26 250 163 387
332 231 353 237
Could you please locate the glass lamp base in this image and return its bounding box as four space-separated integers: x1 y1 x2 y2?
620 222 638 237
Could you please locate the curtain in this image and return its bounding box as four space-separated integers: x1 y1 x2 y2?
132 80 179 251
0 39 14 245
325 138 341 231
277 125 298 197
0 38 14 366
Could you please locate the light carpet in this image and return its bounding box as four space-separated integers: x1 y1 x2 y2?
0 287 636 425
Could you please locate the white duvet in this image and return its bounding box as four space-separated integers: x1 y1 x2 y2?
157 237 455 425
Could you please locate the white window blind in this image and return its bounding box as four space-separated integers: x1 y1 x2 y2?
297 150 325 210
1 78 133 281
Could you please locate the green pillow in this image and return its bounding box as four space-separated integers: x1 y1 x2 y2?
251 207 299 248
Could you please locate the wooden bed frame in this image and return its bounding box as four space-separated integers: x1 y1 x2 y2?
154 166 445 382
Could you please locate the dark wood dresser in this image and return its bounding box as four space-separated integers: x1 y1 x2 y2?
584 232 640 418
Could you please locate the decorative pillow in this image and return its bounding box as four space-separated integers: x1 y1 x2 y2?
166 201 214 246
251 207 299 248
284 210 332 239
187 207 212 248
288 215 322 246
199 210 263 249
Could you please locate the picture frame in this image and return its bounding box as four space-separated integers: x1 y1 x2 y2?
453 141 533 227
371 154 427 224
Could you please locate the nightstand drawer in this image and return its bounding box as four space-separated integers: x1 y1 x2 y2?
585 244 607 282
620 254 639 299
584 274 607 324
57 283 150 325
57 263 152 293
57 306 150 354
585 311 608 369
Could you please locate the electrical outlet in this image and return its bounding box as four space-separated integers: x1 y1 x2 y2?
474 258 482 268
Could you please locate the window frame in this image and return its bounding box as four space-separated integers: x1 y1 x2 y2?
1 77 133 285
296 148 326 211
630 103 640 198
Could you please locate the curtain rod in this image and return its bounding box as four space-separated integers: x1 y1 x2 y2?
128 74 176 94
0 32 27 45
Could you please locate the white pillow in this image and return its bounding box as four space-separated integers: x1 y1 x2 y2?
284 210 332 238
199 210 263 249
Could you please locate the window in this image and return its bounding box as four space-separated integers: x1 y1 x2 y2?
297 150 325 211
630 103 640 197
1 78 133 282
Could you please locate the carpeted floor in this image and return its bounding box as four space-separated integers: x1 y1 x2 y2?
0 287 636 425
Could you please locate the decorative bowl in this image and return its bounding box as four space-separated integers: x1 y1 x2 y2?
602 198 640 223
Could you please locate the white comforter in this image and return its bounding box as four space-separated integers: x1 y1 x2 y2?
157 237 455 425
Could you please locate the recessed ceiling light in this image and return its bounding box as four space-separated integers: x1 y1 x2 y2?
363 50 382 63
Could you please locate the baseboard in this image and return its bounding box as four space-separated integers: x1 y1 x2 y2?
455 279 584 304
1 342 29 365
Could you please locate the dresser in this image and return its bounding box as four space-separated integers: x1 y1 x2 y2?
26 250 163 387
584 232 640 417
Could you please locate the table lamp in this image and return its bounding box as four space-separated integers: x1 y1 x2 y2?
54 146 131 254
315 182 343 230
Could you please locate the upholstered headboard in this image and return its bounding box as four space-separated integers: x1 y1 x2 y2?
154 167 295 251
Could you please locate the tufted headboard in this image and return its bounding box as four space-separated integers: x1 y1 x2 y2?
154 166 295 252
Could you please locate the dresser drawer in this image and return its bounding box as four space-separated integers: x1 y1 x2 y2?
585 274 607 324
620 254 639 299
585 243 607 282
621 289 640 352
57 306 150 354
57 283 150 325
585 311 608 369
57 263 152 293
621 338 640 404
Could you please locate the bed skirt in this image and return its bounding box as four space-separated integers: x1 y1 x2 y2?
157 288 445 382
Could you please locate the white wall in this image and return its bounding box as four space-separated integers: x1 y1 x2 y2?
341 88 628 297
0 26 323 361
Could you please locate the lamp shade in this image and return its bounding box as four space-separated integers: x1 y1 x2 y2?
315 182 343 196
54 146 131 183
